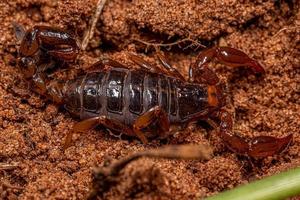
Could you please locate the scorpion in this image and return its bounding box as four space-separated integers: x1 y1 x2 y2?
15 24 292 159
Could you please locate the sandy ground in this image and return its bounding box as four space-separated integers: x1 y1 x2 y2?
0 0 299 199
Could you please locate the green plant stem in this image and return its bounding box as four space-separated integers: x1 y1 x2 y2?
205 167 300 200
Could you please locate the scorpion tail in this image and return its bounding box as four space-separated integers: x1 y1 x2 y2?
218 110 293 158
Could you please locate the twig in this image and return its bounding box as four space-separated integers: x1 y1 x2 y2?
133 37 207 52
0 162 19 170
81 0 107 50
100 144 212 176
272 26 300 38
2 181 24 190
88 144 213 199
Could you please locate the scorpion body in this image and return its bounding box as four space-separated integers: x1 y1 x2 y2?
15 25 292 158
65 69 215 125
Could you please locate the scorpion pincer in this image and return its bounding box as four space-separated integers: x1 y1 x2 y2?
15 24 292 159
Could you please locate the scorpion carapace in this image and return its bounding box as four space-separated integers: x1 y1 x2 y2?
16 25 292 159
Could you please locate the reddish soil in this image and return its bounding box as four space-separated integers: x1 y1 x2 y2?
0 0 299 199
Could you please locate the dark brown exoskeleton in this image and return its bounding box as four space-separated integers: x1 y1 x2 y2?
15 25 292 159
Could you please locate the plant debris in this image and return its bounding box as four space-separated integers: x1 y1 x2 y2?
88 144 213 199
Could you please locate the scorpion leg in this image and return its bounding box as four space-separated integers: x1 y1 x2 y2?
89 57 129 71
189 46 265 84
128 53 165 74
64 116 137 149
154 47 186 81
217 109 292 158
32 72 47 95
133 106 170 143
31 72 65 104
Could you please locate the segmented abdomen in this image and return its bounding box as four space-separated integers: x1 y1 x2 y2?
64 68 208 125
